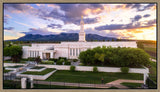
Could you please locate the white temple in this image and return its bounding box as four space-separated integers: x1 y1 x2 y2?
22 16 137 59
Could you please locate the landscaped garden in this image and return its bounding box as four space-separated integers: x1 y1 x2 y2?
3 42 157 89
22 68 56 75
45 70 143 84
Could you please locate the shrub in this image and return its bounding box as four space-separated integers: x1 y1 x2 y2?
70 66 76 72
28 57 36 61
49 58 58 62
56 59 65 65
41 61 54 64
58 57 67 60
64 60 71 65
21 58 29 61
73 59 78 62
93 66 98 72
121 67 129 73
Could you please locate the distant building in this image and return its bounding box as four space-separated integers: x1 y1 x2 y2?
22 16 137 59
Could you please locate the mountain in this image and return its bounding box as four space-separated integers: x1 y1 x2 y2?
10 33 120 42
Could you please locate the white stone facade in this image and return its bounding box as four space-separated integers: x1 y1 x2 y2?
22 16 137 59
22 41 137 59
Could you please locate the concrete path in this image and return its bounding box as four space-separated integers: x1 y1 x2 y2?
33 79 144 89
107 79 144 89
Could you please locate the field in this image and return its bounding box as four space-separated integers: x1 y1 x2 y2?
45 70 143 84
137 40 156 59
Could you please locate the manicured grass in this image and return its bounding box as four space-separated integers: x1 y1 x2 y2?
45 70 143 84
120 82 143 88
31 66 45 69
6 65 23 68
22 68 56 75
3 69 12 73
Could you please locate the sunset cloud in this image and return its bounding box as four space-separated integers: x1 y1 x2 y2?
4 3 156 40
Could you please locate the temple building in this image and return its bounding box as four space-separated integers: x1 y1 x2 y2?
22 16 137 59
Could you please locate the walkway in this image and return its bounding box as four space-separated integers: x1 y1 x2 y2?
33 79 144 89
107 79 144 88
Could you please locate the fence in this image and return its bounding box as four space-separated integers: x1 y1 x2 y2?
3 77 152 89
3 80 21 89
146 77 157 89
32 80 144 89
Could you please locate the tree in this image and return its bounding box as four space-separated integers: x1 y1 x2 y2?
78 46 150 67
4 46 22 62
137 42 144 49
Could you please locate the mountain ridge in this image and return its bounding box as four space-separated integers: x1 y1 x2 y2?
5 33 128 41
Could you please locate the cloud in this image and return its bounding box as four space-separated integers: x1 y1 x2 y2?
124 3 156 12
47 24 62 29
23 28 54 35
4 4 34 13
14 21 33 27
143 14 150 18
4 27 14 30
84 17 98 24
95 18 156 31
145 19 156 26
37 4 103 25
4 29 25 40
132 15 142 22
4 14 11 24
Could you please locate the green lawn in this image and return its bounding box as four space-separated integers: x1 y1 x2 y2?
31 66 45 69
148 61 157 83
120 82 143 89
3 69 12 73
45 70 143 84
6 65 23 68
22 68 56 75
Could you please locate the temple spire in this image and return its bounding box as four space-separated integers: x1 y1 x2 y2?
79 16 86 42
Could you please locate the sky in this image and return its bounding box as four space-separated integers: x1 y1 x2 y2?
4 3 156 41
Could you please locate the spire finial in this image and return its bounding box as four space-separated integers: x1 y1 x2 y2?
81 16 83 20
